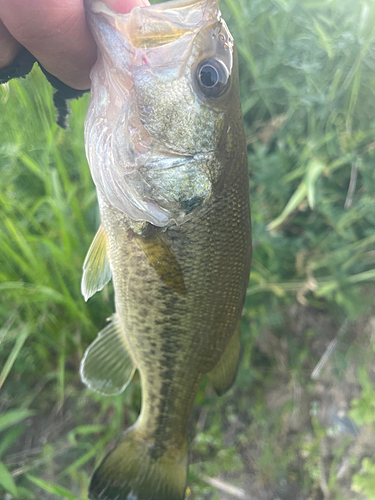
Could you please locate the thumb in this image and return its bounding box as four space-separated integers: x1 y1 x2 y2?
0 0 150 90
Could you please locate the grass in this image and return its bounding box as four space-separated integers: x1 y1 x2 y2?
1 0 375 498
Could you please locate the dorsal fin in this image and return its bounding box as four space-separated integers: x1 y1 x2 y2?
81 224 112 301
134 225 186 296
207 324 241 396
80 314 135 396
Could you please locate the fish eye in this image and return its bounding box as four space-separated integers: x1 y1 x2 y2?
195 59 230 98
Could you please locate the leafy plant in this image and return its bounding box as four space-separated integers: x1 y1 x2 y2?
349 366 375 427
352 458 375 500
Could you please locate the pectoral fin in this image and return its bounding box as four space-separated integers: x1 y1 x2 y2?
208 325 241 396
134 225 186 296
81 224 112 301
80 314 135 396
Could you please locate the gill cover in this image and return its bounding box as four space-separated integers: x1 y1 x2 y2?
85 0 235 227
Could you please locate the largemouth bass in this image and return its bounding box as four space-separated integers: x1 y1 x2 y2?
81 0 251 498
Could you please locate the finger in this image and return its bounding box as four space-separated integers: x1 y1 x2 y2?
0 19 21 69
105 0 150 13
0 0 96 89
0 0 150 89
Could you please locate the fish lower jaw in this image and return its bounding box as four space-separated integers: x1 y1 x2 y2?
90 0 113 15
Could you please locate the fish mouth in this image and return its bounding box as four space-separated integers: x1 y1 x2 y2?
89 0 219 49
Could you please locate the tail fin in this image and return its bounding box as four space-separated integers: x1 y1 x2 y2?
89 425 188 500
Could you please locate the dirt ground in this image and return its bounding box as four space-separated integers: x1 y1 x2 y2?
197 305 375 500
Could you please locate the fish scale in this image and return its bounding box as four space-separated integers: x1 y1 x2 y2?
82 0 251 498
96 138 250 437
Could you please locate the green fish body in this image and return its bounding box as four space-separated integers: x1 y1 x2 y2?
82 0 251 498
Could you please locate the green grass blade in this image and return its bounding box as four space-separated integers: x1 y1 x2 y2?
0 425 26 459
0 461 17 496
26 475 80 500
0 409 34 433
0 326 31 389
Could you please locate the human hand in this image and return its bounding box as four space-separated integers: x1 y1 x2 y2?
0 0 149 90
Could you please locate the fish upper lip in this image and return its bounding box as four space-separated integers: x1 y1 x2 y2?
88 0 219 49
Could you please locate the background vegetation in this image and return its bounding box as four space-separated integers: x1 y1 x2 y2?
1 0 375 498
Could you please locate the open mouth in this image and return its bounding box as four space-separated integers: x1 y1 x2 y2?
89 0 218 48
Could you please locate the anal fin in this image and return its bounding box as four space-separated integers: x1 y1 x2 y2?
80 314 135 396
81 223 112 301
208 325 241 396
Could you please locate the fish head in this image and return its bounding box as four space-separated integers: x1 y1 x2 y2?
85 0 242 227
